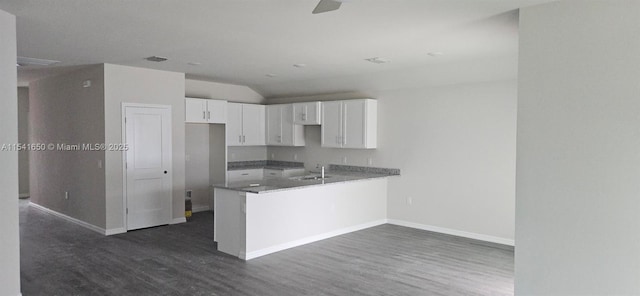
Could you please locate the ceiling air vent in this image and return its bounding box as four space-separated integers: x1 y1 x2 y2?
17 56 60 67
145 56 168 62
364 57 391 64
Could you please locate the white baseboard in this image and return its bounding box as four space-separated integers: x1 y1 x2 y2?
105 227 127 236
19 193 29 198
192 205 210 213
171 217 186 224
243 219 387 260
387 219 515 246
29 202 107 236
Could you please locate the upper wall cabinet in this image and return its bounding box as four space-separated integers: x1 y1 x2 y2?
266 104 305 146
293 102 321 125
185 97 227 124
227 103 266 146
321 99 377 149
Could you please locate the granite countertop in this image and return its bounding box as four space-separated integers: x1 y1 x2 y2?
227 165 306 171
214 171 395 194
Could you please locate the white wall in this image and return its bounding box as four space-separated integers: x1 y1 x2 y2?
185 79 264 104
18 87 29 196
29 65 106 228
228 146 267 162
185 123 210 210
0 8 20 296
268 80 517 243
104 64 186 230
516 1 640 294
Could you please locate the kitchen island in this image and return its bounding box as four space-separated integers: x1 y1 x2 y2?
213 166 398 260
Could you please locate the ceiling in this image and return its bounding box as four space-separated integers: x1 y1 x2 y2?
0 0 554 98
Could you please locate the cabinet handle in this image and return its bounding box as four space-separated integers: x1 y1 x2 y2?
301 113 307 121
202 111 206 119
239 135 242 143
242 135 246 143
277 135 281 143
207 111 211 120
241 173 249 176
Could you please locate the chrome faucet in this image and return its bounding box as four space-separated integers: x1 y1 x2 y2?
321 166 325 179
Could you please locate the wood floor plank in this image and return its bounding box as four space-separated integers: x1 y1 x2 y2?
19 199 513 295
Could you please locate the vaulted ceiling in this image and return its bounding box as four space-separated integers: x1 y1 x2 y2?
0 0 555 98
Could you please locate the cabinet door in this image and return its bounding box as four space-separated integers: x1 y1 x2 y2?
263 169 283 179
293 102 321 125
185 98 207 123
321 101 343 148
227 169 264 182
206 100 227 124
226 103 244 146
280 104 295 145
266 105 282 145
242 104 266 146
342 100 367 149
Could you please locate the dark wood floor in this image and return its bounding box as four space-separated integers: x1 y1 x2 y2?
19 199 514 295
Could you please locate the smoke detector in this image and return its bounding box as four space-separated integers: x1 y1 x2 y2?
145 56 168 62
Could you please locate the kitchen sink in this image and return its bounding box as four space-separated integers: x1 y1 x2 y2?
289 174 332 181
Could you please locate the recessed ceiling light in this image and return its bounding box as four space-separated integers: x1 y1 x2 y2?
17 56 60 67
145 56 168 62
293 63 307 68
364 57 391 64
266 73 278 78
187 62 201 66
427 52 444 57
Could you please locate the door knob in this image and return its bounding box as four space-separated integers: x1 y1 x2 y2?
164 171 168 174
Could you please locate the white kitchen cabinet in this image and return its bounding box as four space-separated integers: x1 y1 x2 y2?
229 168 305 182
263 169 283 179
321 101 343 148
185 97 227 124
226 103 266 146
227 169 264 182
293 102 321 125
266 104 305 146
264 168 305 179
321 99 377 149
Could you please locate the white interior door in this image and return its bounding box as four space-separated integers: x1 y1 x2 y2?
125 105 172 231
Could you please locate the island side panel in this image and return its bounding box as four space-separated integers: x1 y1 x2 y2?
214 188 246 258
244 178 388 259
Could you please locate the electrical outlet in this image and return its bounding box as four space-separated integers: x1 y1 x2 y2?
367 157 373 166
342 156 347 164
186 190 192 198
230 153 236 160
293 154 298 161
271 153 275 159
185 154 190 162
64 191 69 200
407 197 413 205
